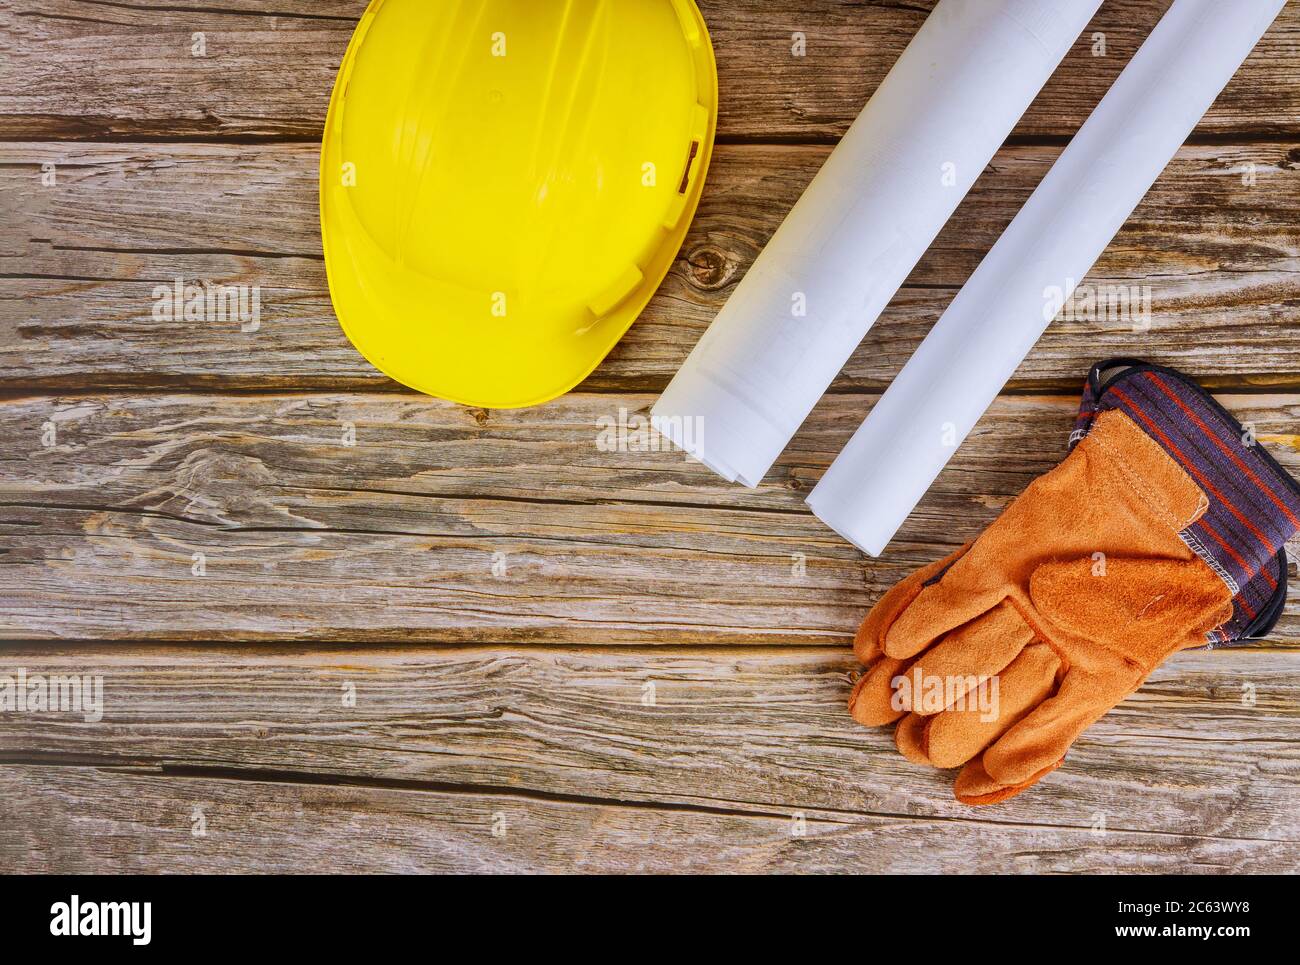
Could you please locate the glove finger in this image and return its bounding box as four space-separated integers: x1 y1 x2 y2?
875 602 1033 720
906 601 1035 716
848 655 919 727
982 665 1143 787
954 754 1064 806
854 544 970 665
922 642 1061 769
882 568 1006 660
894 713 933 765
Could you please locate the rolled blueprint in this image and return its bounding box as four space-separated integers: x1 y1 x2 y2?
649 0 1100 486
807 0 1287 557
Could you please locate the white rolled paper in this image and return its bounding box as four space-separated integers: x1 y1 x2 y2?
650 0 1101 486
807 0 1287 557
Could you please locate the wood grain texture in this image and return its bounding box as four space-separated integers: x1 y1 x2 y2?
10 764 1294 873
3 140 1299 391
5 0 1300 876
1 646 1296 872
4 390 1299 643
2 1 1297 141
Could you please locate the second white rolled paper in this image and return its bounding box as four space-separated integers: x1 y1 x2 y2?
807 0 1288 556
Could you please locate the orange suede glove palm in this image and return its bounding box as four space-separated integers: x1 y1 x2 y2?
847 361 1300 804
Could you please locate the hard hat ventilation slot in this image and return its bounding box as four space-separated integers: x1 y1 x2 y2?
677 140 700 194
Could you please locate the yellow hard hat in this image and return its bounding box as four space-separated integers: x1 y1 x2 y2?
320 0 717 409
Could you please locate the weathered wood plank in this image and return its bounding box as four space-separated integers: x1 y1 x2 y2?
1 647 1296 873
3 141 1298 391
3 391 1298 643
2 1 1297 141
8 763 1293 873
4 0 1296 878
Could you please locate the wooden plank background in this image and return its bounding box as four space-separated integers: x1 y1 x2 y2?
1 0 1298 873
4 140 1300 392
4 647 1297 873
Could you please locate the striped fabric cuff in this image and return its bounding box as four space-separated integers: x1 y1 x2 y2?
1071 359 1300 645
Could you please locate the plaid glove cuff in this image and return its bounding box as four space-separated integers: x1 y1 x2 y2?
1072 359 1300 644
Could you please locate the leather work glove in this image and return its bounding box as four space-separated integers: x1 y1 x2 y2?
848 360 1300 804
